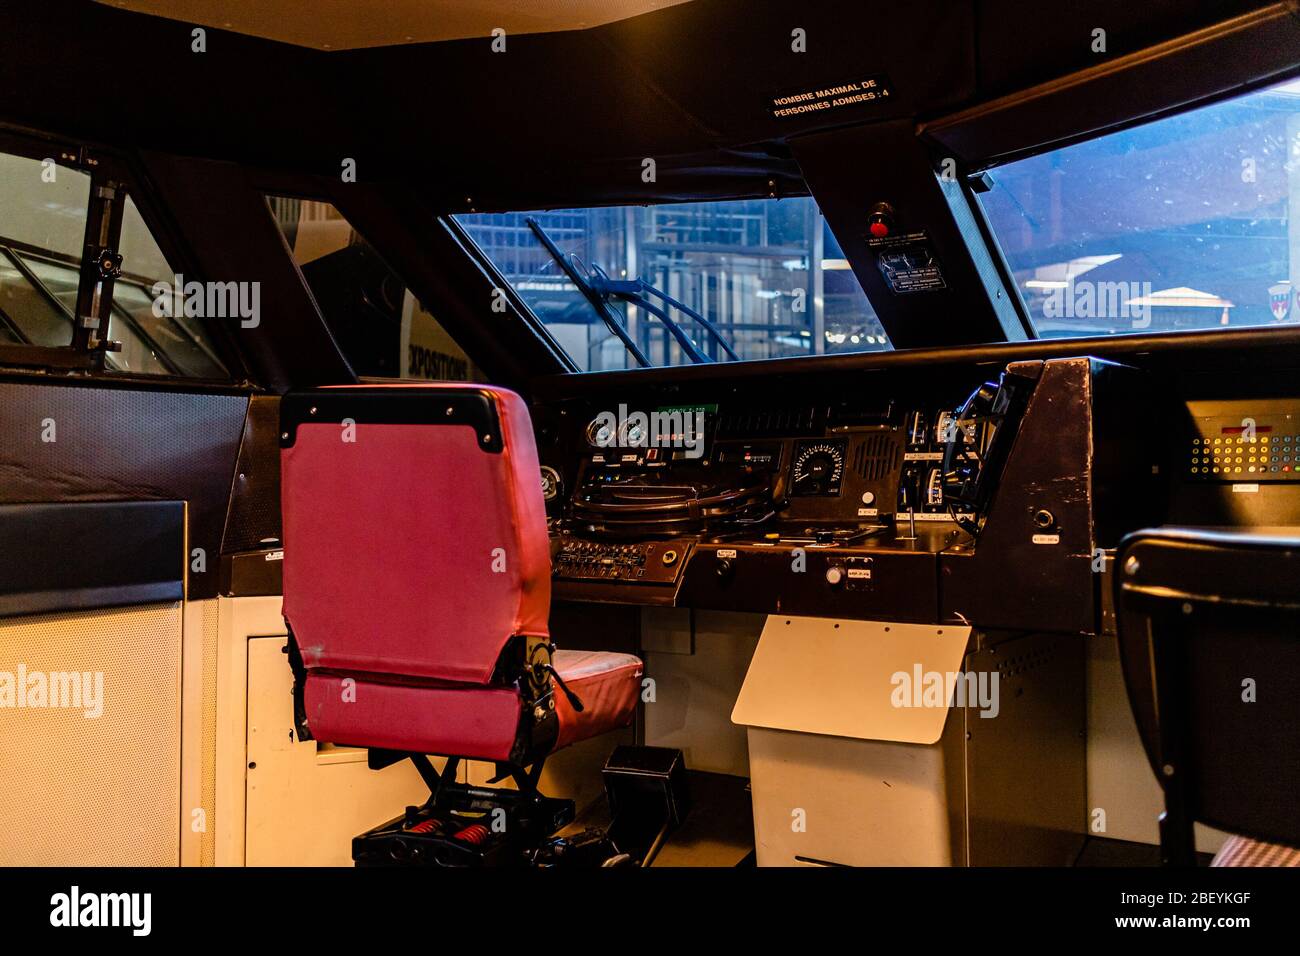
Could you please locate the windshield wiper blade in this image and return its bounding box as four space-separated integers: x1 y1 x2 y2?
588 272 712 364
525 217 650 368
591 272 739 363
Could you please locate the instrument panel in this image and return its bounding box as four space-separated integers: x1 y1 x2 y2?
1186 408 1300 482
529 355 1300 634
540 385 990 596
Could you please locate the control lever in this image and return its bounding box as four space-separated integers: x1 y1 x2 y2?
898 484 917 541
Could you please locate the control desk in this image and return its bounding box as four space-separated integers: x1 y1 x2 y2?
532 354 1300 636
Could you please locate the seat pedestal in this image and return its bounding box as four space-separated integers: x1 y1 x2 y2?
353 785 575 867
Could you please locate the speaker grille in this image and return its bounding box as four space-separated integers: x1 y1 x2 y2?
0 604 182 865
852 432 901 481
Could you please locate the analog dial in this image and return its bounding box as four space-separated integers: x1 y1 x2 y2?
586 416 616 448
540 465 562 502
791 441 846 497
619 418 647 448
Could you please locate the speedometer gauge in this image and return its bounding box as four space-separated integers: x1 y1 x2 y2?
791 440 846 497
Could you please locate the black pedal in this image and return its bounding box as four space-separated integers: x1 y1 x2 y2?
602 746 690 864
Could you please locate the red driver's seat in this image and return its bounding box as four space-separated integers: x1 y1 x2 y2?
279 384 642 771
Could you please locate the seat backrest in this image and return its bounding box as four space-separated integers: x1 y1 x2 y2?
1115 528 1300 848
281 384 550 686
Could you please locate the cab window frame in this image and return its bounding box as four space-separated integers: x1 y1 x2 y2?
956 73 1300 348
263 189 486 383
0 127 244 384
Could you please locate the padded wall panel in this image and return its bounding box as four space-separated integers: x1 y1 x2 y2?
0 500 184 617
0 380 247 599
0 603 183 865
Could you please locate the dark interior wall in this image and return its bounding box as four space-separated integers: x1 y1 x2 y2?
974 0 1280 98
0 379 248 599
221 393 282 555
0 0 1282 212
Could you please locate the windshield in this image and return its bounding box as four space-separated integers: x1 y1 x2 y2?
976 77 1300 338
455 197 889 371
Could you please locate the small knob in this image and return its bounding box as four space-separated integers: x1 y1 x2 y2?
825 565 845 586
716 557 734 579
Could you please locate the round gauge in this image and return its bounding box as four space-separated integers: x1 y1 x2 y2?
585 416 616 448
619 418 647 448
792 441 846 497
540 465 562 502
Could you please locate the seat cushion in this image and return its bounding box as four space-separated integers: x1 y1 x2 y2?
1211 834 1300 867
303 672 524 762
303 650 642 762
552 650 643 750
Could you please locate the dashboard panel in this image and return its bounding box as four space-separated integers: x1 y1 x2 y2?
529 353 1300 635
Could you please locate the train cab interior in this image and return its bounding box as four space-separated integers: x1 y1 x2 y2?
2 0 1300 886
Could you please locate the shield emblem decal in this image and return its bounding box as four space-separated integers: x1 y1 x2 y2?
1270 282 1293 321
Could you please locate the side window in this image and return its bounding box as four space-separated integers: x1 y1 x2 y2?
0 143 230 379
0 151 88 347
112 198 228 378
268 197 480 381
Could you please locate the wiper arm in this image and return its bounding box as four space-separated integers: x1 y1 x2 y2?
589 270 738 363
525 217 650 368
587 271 708 364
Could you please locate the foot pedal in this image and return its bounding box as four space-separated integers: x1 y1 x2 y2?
602 746 690 864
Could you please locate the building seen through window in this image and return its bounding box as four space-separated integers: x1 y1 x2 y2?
977 77 1300 339
457 196 889 371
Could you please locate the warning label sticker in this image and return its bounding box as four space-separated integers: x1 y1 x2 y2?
868 231 947 294
768 75 892 120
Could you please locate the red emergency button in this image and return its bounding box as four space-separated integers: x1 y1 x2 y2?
867 201 894 239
